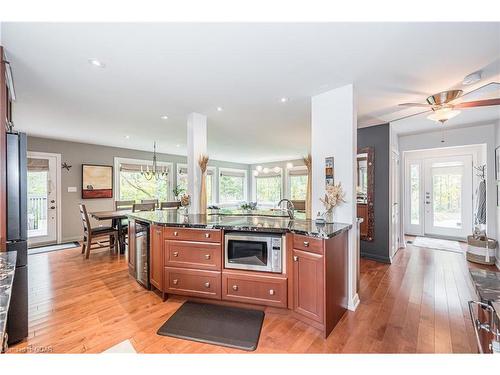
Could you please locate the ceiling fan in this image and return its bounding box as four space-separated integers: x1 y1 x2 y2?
398 82 500 124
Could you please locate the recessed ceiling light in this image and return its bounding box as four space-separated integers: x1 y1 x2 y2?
217 107 223 112
176 144 180 148
280 97 288 103
286 162 294 169
256 165 263 172
88 58 105 68
160 115 169 120
124 135 130 139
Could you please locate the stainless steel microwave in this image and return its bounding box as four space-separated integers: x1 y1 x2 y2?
224 232 283 273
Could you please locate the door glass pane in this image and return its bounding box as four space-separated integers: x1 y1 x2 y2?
431 162 463 229
27 162 49 238
410 164 419 225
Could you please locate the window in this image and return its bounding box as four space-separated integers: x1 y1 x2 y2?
287 167 308 201
176 164 188 197
219 168 247 204
410 163 420 225
254 169 282 205
206 167 216 205
115 158 172 202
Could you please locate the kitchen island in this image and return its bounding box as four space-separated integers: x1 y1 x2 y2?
128 211 351 338
0 251 16 353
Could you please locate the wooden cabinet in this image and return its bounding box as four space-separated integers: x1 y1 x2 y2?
150 225 163 290
292 249 324 323
222 270 287 308
293 234 324 254
357 204 368 238
163 227 221 243
165 240 221 271
164 267 221 300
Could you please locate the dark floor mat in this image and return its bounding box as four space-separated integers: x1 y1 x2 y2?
28 241 80 255
157 301 265 351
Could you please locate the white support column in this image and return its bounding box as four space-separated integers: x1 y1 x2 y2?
311 84 359 311
187 112 207 214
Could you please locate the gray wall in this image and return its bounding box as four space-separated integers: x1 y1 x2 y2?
358 124 391 263
28 136 250 242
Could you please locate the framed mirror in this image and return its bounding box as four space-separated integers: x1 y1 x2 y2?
357 147 374 241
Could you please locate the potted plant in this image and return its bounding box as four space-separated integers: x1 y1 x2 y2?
173 185 186 201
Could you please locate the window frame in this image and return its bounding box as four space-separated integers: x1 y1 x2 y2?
285 165 308 201
113 157 174 202
252 167 283 206
218 167 248 205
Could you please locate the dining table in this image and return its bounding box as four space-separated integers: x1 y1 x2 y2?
89 209 132 254
89 208 178 254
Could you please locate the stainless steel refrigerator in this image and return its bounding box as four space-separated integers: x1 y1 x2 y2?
6 131 28 344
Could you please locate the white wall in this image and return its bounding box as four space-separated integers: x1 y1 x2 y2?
399 123 497 240
311 85 358 311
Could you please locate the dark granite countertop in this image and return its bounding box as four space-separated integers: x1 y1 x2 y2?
469 269 500 321
128 211 352 239
0 251 17 340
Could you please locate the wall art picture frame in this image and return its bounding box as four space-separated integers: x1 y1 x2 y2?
325 156 334 187
496 146 500 181
82 164 113 199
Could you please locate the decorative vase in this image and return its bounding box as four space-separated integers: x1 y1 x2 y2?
324 209 334 223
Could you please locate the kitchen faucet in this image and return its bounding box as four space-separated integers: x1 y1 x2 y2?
278 199 295 220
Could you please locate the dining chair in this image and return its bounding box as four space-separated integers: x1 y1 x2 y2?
79 204 119 259
141 199 158 208
133 203 156 212
160 201 181 209
114 200 135 247
115 200 135 210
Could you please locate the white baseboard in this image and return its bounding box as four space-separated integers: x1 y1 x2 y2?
347 292 360 311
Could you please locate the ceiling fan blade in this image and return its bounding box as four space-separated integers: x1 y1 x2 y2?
453 98 500 108
398 103 434 108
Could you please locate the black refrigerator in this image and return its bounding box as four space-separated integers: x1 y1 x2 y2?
5 131 28 344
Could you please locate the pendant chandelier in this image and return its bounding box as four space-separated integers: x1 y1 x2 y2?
141 142 168 181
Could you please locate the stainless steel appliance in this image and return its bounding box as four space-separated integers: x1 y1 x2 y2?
5 131 28 344
224 232 283 273
134 220 150 289
468 300 500 354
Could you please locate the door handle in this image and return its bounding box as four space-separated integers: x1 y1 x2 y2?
172 279 179 285
269 289 275 296
204 254 211 260
303 241 309 247
50 206 56 209
293 256 299 262
204 282 210 288
50 200 55 203
232 285 238 291
172 251 179 257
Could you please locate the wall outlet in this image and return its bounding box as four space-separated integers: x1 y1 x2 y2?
67 186 77 193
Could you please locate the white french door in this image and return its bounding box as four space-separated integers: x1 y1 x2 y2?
423 155 473 239
27 152 61 246
405 154 473 240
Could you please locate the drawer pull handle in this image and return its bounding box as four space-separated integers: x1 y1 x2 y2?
173 251 179 257
204 254 211 260
173 231 178 236
269 289 275 296
303 241 309 247
205 233 210 238
293 256 299 262
232 285 238 291
204 282 211 288
173 279 179 285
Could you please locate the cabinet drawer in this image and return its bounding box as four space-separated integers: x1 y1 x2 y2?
293 234 324 254
165 240 221 271
163 227 221 243
222 271 287 308
164 267 221 300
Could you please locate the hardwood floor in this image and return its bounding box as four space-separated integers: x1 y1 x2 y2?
8 242 496 354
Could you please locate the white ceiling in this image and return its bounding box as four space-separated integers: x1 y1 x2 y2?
2 22 500 163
